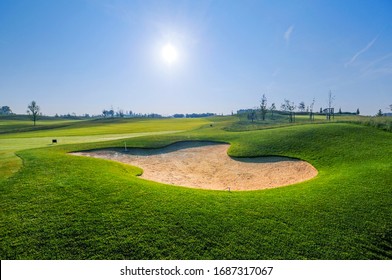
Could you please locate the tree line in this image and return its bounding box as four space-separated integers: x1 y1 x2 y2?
173 113 216 118
240 95 318 123
1 100 391 126
101 108 216 119
239 92 392 123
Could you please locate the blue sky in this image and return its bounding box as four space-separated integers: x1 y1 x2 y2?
1 0 391 116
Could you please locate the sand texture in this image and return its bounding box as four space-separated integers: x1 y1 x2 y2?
72 141 318 191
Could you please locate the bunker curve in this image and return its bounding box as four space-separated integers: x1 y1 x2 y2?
71 141 318 191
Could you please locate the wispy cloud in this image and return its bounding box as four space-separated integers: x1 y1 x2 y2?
360 52 392 78
362 52 392 71
345 36 378 67
284 25 294 44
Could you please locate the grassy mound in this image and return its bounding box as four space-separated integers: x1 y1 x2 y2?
0 117 391 259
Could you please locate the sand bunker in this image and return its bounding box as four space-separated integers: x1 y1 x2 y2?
72 142 317 191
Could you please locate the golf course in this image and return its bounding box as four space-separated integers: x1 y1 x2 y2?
1 114 391 260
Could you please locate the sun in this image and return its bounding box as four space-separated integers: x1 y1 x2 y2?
161 43 178 64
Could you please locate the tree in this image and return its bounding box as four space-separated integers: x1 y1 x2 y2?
338 108 342 114
356 108 360 115
270 103 276 119
298 101 305 112
376 109 383 117
389 104 392 112
116 109 124 118
247 110 256 122
260 94 268 121
27 101 41 126
326 90 335 120
0 106 12 115
309 98 315 121
103 109 115 117
281 99 296 123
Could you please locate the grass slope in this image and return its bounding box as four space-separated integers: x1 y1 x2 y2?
0 117 208 181
0 117 209 138
0 115 82 134
0 118 391 259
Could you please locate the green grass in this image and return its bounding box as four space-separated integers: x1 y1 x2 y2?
0 116 391 259
0 116 210 137
0 116 81 134
225 113 338 131
0 117 209 181
345 116 392 132
225 112 392 132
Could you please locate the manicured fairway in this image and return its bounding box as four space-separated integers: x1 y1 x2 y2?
0 117 208 181
0 116 391 259
0 117 209 137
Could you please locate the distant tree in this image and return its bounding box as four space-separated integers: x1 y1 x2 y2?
309 98 315 121
356 108 360 115
260 94 268 121
247 110 256 122
281 99 296 123
116 109 124 118
389 104 392 112
270 103 276 119
320 107 323 114
186 113 215 118
326 90 335 120
376 109 383 117
338 108 342 114
102 110 109 117
298 101 305 112
147 113 162 118
27 101 41 126
108 109 114 118
0 106 12 115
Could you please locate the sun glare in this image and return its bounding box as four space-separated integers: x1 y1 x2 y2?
161 43 178 64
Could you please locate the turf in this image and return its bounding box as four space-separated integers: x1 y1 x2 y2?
0 116 209 137
0 117 208 180
0 116 391 259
